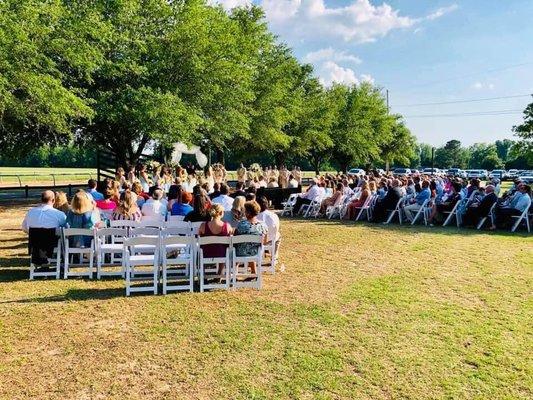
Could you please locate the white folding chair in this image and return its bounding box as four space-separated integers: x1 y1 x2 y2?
95 228 128 279
476 202 497 230
139 216 166 228
63 228 95 279
301 197 323 218
355 194 376 222
110 219 139 233
442 199 464 227
281 193 299 216
385 197 405 225
410 199 430 226
166 215 185 225
161 236 195 294
123 236 160 296
231 235 264 290
262 236 280 275
29 228 62 280
511 204 532 233
197 236 231 292
325 195 345 219
190 221 204 236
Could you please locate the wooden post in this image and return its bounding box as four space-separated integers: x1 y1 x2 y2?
24 185 29 198
68 184 72 197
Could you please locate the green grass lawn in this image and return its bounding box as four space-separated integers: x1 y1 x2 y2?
0 203 531 399
0 167 97 186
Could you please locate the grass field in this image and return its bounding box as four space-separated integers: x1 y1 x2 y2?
0 202 531 399
0 167 97 187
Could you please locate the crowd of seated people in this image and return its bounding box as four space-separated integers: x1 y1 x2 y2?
290 170 531 230
22 164 283 271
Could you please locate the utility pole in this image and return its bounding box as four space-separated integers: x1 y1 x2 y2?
431 147 435 173
386 89 390 112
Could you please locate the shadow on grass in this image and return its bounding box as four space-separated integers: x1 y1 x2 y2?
281 216 532 238
0 287 125 304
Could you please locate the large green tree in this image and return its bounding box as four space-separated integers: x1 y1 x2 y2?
434 140 469 169
512 102 533 165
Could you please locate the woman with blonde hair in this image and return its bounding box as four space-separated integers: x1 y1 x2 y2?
115 167 126 186
199 203 233 258
53 191 70 214
66 191 101 246
224 196 245 227
112 190 143 221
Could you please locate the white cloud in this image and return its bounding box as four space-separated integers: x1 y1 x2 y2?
472 82 483 90
425 4 459 21
315 61 373 87
207 0 252 10
262 0 415 43
304 47 362 64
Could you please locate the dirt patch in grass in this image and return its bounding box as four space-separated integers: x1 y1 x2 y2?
0 204 532 399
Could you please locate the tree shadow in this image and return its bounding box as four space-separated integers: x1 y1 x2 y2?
0 287 125 304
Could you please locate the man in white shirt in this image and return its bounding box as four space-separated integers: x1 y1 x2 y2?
257 196 280 243
141 188 167 218
211 184 234 211
22 191 67 233
292 180 324 214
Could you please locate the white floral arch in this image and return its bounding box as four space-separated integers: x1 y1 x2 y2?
171 143 208 168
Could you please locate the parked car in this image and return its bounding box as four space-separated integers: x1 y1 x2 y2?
422 167 441 176
466 169 488 180
489 170 506 179
347 168 365 177
507 169 520 179
411 169 420 175
447 168 466 178
393 167 411 176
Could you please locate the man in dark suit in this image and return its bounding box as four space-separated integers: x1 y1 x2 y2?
462 185 498 227
231 181 247 198
372 179 403 222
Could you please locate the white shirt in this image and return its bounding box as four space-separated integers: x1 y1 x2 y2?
258 210 280 243
212 194 234 211
21 204 66 233
141 199 167 218
288 179 299 188
303 185 323 201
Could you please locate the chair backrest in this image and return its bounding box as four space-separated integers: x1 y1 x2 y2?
162 235 195 247
130 227 160 237
165 220 190 229
190 221 204 235
95 227 128 239
287 193 299 205
63 228 94 237
162 226 192 237
167 215 185 223
333 194 345 207
139 218 166 228
123 236 159 248
110 219 139 229
197 236 231 246
231 234 263 245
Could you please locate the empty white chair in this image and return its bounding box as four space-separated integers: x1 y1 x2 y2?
123 236 160 296
262 237 280 274
161 236 195 294
164 220 191 231
231 235 264 290
511 205 532 233
166 215 185 225
95 228 128 279
281 193 299 216
110 219 139 233
63 228 95 279
197 236 231 292
139 216 166 228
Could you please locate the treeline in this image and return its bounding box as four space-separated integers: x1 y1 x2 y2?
0 0 414 173
0 145 96 168
418 139 531 170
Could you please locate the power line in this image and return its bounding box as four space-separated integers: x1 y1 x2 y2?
404 109 523 118
393 93 532 107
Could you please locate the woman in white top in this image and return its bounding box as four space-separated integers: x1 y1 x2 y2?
139 164 151 193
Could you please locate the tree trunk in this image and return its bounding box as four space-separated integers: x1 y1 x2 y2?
215 147 224 164
275 152 286 168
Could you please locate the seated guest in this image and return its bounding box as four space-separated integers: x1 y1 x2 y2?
491 184 531 230
95 188 117 212
112 190 143 221
132 182 148 208
211 183 233 211
267 177 279 188
344 182 370 220
403 180 431 222
66 191 101 246
257 196 280 244
209 182 221 200
171 185 194 216
257 176 268 188
184 193 211 222
428 182 462 225
235 201 268 274
166 184 180 212
462 185 498 227
141 188 167 218
288 174 299 188
199 204 233 260
223 196 246 228
86 179 103 201
293 180 323 214
22 190 67 233
115 167 126 186
377 181 387 199
231 181 247 198
319 182 344 215
371 179 402 223
53 191 70 214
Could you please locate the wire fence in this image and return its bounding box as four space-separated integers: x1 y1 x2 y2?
0 172 94 188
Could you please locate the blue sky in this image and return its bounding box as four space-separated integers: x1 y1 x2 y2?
211 0 533 146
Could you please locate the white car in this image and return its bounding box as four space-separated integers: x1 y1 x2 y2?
447 168 466 178
489 170 506 179
518 171 533 184
422 168 440 176
347 168 365 176
393 167 411 176
466 169 488 180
